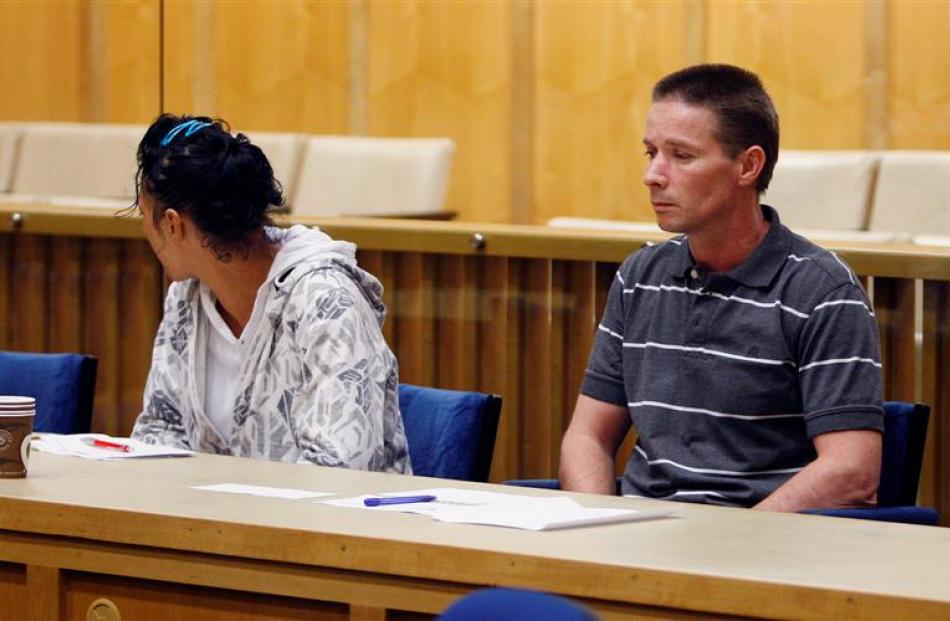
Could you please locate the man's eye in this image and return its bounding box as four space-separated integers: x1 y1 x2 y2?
673 151 693 160
644 150 656 159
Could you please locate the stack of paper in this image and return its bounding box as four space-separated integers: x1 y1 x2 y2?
32 433 192 460
321 487 673 531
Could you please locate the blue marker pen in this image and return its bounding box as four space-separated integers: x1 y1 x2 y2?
363 494 437 507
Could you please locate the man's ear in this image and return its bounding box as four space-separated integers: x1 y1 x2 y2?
737 145 766 188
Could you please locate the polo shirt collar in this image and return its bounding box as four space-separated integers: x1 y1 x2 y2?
671 205 791 289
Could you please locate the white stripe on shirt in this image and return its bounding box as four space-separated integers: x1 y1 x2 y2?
623 341 795 367
629 400 803 421
799 356 882 372
624 282 810 319
635 445 805 477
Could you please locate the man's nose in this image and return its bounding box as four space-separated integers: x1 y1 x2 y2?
643 156 667 188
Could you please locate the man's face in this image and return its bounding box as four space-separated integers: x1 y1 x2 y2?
642 98 744 235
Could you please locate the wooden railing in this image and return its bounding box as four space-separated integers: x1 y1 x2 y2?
3 203 949 523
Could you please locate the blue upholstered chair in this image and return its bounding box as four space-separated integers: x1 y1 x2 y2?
507 402 938 525
802 402 938 525
439 588 598 620
398 384 501 482
0 351 97 434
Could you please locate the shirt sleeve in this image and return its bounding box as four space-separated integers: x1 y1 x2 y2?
798 281 885 437
579 262 630 406
131 284 193 449
288 276 396 470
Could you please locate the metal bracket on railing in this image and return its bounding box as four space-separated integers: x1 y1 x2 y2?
469 233 486 251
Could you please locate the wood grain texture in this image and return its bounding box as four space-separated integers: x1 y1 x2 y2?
366 0 512 223
2 452 950 620
27 565 61 621
887 1 950 148
163 0 350 133
535 0 688 224
707 0 868 149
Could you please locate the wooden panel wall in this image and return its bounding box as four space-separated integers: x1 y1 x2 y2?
163 0 351 134
0 233 163 437
888 1 950 149
706 1 870 149
4 1 950 222
0 1 159 123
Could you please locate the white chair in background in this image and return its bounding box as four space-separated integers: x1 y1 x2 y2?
242 131 306 208
764 150 879 232
8 122 143 209
0 123 22 194
291 135 455 217
869 151 950 236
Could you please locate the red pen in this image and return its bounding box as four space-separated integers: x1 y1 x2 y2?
92 439 132 452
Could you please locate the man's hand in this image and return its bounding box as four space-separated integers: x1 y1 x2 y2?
754 429 882 512
559 395 631 494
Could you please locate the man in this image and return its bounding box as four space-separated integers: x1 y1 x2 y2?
559 64 883 511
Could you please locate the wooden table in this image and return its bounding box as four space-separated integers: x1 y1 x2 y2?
1 452 949 620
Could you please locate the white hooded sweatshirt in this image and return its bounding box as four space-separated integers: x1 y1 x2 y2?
132 225 411 473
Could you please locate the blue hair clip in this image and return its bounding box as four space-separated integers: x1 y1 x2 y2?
160 119 213 147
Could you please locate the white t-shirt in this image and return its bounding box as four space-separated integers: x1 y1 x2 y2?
196 282 268 441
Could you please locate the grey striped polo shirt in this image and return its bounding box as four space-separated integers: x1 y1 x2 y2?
581 205 884 507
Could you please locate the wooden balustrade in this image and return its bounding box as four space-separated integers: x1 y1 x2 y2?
3 203 949 523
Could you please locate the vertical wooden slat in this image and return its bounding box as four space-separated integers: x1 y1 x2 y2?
84 238 121 436
921 281 950 522
522 258 553 478
47 238 83 353
480 256 517 482
547 260 566 476
11 235 48 352
436 255 477 390
0 233 10 349
872 277 917 401
563 261 597 423
26 565 60 621
394 252 434 387
118 240 162 435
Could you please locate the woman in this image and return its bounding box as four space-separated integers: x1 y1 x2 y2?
131 114 411 473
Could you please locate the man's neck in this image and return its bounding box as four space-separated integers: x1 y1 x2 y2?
688 201 769 273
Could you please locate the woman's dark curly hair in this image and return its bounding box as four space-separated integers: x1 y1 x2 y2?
135 114 284 261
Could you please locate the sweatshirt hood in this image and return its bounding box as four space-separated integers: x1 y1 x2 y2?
263 224 387 322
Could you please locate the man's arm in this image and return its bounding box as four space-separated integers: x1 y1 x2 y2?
559 395 631 494
753 429 881 512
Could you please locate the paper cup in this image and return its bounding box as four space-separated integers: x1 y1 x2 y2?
0 396 35 478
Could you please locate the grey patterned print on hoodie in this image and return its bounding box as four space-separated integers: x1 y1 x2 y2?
132 225 411 473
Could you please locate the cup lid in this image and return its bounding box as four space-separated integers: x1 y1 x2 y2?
0 395 36 411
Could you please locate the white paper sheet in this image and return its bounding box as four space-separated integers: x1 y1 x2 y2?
193 483 334 500
320 487 673 531
31 433 192 460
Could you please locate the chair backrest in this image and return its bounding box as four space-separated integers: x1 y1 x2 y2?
0 122 22 193
439 588 598 621
764 150 879 231
0 351 97 434
878 401 930 507
398 384 501 482
292 135 455 217
242 130 306 207
11 122 143 202
869 151 950 235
